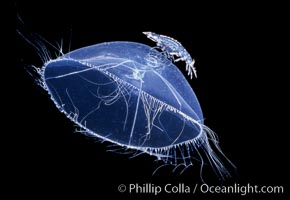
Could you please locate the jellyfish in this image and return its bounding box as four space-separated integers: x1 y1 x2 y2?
19 31 234 181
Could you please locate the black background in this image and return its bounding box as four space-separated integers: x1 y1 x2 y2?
8 0 289 199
